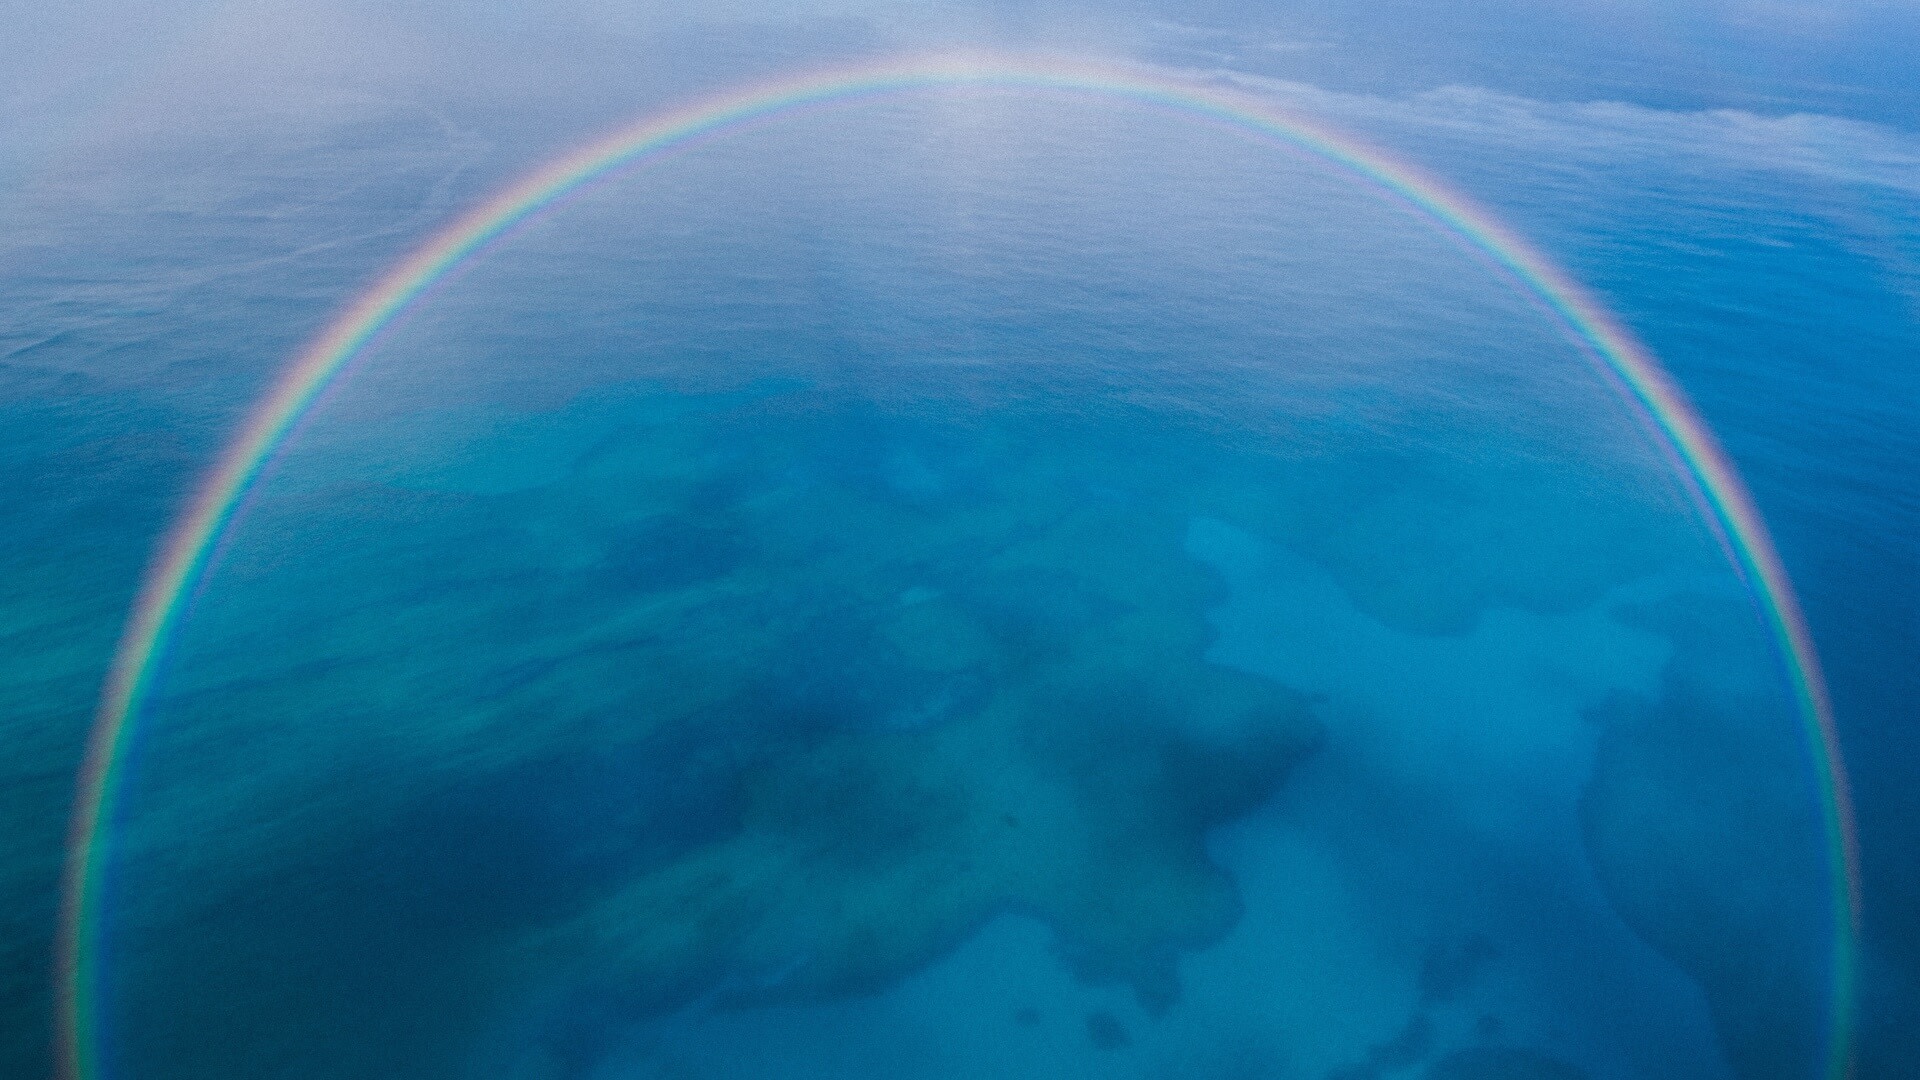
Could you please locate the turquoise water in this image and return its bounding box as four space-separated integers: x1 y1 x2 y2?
5 71 1915 1080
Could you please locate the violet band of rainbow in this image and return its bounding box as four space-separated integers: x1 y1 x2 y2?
58 53 1859 1080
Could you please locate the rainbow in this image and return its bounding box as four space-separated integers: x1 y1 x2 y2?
57 53 1858 1080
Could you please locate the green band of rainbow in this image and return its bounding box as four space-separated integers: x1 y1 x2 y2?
57 53 1859 1080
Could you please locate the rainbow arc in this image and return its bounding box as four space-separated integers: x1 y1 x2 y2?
57 53 1859 1080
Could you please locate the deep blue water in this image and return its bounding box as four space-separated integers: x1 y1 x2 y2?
3 39 1917 1080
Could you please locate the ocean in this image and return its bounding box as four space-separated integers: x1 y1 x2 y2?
2 41 1916 1080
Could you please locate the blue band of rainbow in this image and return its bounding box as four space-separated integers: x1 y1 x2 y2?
57 53 1858 1080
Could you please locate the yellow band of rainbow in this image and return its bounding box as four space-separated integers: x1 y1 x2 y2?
57 53 1859 1080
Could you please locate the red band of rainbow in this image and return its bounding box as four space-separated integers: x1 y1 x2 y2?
57 53 1858 1080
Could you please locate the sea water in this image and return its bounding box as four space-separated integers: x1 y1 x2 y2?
4 77 1915 1080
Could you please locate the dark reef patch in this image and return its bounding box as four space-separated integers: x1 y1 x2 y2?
1086 1010 1130 1050
477 397 1327 1044
598 514 745 595
1419 934 1498 1004
1327 1013 1433 1080
1582 593 1830 1080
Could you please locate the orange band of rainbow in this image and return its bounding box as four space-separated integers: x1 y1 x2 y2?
58 54 1858 1080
